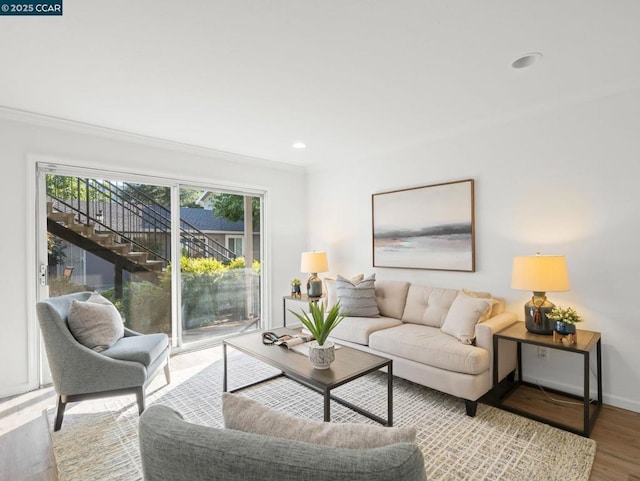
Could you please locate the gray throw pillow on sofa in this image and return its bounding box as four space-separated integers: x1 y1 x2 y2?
324 274 364 311
222 393 415 448
336 273 380 317
67 292 124 352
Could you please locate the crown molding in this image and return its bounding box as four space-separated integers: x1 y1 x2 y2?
0 106 306 174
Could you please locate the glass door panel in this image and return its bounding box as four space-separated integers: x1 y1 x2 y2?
179 188 262 345
44 172 172 337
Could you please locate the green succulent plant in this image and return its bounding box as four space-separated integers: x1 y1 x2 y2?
288 301 345 346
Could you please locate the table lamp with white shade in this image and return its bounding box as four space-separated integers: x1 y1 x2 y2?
511 253 570 335
301 251 328 298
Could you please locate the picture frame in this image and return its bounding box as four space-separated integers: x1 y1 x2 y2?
372 179 475 271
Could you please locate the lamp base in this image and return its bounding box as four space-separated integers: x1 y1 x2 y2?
307 274 323 298
524 292 555 335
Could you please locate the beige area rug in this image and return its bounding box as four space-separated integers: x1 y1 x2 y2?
48 352 596 481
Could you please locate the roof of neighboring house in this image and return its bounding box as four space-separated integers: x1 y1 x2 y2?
52 200 244 234
180 208 244 232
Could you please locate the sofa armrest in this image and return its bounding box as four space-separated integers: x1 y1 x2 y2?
475 312 518 382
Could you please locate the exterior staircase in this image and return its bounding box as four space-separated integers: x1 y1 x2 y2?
46 175 239 300
47 202 164 274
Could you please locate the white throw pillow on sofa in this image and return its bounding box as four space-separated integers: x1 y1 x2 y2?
441 291 495 344
222 393 415 448
462 288 505 318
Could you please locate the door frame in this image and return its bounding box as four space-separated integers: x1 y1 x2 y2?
30 157 268 389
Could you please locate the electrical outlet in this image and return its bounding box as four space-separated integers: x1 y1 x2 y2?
537 347 549 360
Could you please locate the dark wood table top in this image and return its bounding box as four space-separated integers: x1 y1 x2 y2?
495 321 601 353
224 328 392 390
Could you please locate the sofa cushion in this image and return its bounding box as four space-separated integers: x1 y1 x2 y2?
101 333 168 367
67 294 124 352
222 392 416 448
375 280 411 319
401 285 458 327
324 274 364 311
369 324 490 375
336 274 380 317
441 291 496 344
329 316 403 345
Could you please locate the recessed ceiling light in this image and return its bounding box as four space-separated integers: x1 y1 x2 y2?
292 142 306 149
511 52 543 70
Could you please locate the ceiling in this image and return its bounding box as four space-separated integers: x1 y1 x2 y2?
2 1 639 168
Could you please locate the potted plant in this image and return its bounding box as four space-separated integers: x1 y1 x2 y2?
288 301 345 369
547 306 583 335
290 278 302 298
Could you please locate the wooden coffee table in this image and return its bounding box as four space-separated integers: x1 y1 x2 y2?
223 329 393 426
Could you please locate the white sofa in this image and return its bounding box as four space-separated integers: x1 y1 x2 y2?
325 279 518 416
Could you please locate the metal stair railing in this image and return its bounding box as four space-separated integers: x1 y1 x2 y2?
46 177 238 265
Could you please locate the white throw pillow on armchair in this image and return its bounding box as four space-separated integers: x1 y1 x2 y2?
67 292 124 352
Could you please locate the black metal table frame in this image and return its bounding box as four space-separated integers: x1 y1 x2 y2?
223 342 393 426
493 332 602 437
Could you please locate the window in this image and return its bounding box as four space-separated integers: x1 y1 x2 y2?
227 235 244 257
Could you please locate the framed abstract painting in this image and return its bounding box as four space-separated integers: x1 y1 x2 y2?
372 179 475 271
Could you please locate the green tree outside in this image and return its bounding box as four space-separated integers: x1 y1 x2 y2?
211 194 260 229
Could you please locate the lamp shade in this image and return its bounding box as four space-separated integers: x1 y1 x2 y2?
511 255 570 292
300 251 329 274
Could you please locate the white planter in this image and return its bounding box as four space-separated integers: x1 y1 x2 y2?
308 340 335 369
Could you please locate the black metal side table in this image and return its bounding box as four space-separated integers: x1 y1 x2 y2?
493 321 602 437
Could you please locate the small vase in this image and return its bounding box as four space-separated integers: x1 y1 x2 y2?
308 340 335 369
555 321 576 335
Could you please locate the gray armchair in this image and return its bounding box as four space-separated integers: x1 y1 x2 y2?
36 291 171 431
139 405 427 481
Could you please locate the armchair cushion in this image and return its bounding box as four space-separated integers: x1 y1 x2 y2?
67 295 124 352
102 333 169 367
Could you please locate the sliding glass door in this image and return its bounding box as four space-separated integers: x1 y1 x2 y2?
38 164 263 354
178 187 262 347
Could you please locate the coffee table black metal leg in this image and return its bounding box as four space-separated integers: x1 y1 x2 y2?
387 362 393 427
493 335 499 405
324 388 330 422
223 342 228 392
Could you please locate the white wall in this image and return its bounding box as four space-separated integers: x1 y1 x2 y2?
0 111 307 398
307 90 640 413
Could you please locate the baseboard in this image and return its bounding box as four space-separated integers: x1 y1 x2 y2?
0 382 37 401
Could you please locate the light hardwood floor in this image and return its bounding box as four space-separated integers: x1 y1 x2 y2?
1 346 638 481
